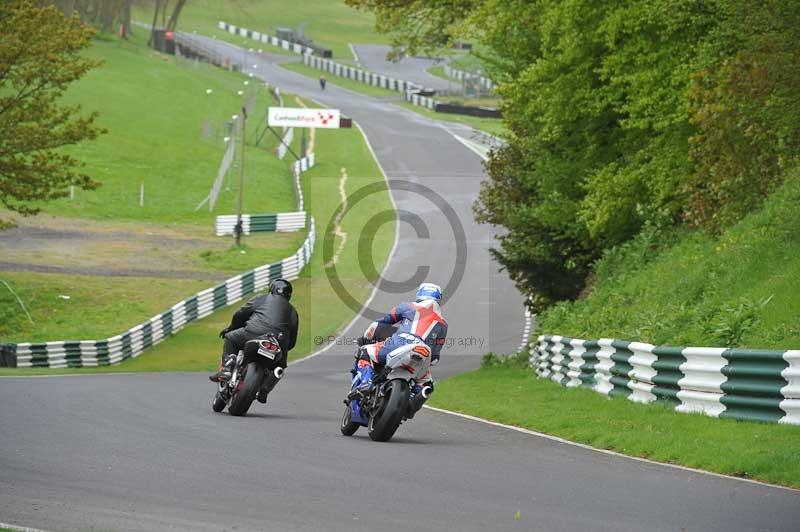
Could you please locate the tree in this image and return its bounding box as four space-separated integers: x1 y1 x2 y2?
165 0 187 32
0 0 104 225
148 0 188 45
354 0 800 312
345 0 477 60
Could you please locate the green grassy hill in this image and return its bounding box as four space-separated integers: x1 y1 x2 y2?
538 169 800 349
133 0 387 60
0 30 394 372
49 32 295 223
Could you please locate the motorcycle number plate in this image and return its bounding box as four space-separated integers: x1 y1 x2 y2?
257 348 277 360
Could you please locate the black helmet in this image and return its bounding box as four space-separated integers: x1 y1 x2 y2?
269 279 293 301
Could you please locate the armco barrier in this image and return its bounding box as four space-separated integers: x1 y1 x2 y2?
303 54 426 94
1 219 315 369
532 335 800 425
434 102 501 118
215 212 306 236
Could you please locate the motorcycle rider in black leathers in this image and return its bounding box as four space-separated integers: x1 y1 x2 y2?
209 279 299 404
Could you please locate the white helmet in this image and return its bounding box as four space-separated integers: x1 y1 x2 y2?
415 282 442 303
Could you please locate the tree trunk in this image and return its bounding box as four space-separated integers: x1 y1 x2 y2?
99 0 113 32
121 0 131 37
76 0 87 23
162 0 169 27
63 0 75 18
148 0 162 46
165 0 187 32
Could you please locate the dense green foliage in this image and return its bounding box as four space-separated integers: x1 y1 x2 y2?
352 0 800 313
0 1 103 223
430 365 800 488
539 172 800 348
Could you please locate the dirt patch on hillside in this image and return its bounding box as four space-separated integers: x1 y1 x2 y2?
0 214 234 280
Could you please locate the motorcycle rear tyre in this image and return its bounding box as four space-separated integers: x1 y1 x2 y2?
368 380 409 442
228 361 263 416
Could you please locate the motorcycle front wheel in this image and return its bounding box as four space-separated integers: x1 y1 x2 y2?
368 379 409 442
340 403 360 436
228 361 264 416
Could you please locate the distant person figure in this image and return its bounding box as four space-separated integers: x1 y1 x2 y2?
319 75 327 91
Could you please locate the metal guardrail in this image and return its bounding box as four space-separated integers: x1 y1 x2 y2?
532 335 800 425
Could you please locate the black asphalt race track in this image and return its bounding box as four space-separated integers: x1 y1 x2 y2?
1 37 797 532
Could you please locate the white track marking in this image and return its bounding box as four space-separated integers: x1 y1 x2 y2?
0 521 51 532
451 133 489 161
423 406 800 493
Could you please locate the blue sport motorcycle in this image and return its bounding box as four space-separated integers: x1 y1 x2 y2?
340 324 434 442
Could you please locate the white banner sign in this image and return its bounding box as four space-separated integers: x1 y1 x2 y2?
268 107 341 129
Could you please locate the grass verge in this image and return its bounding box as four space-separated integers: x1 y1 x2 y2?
426 65 453 82
279 62 400 99
430 364 800 489
395 101 507 138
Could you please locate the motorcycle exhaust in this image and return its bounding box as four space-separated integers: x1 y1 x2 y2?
421 385 433 399
273 367 284 380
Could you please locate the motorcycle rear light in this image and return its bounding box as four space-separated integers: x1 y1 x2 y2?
259 340 280 352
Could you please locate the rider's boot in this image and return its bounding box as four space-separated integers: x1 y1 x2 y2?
355 360 375 393
209 353 236 382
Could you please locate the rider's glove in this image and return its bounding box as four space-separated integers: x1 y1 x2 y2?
218 327 230 339
431 354 440 366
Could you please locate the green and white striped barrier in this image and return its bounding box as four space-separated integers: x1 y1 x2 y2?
217 21 314 55
405 90 437 110
0 219 316 369
291 153 315 211
302 54 426 94
443 65 495 91
215 212 306 236
532 335 800 425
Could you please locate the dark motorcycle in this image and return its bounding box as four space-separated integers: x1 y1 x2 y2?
212 333 284 416
340 324 433 442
